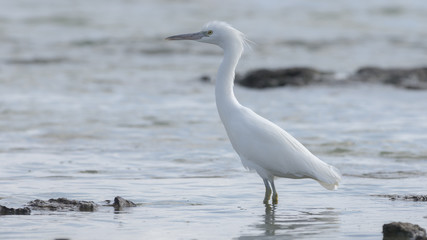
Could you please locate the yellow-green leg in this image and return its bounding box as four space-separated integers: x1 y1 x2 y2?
263 179 271 204
270 180 278 204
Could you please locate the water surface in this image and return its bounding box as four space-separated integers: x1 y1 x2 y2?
1 0 427 239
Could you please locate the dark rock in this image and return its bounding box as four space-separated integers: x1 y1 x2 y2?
236 67 334 88
78 202 97 212
200 75 211 82
374 194 427 201
113 196 136 210
350 67 427 89
27 198 98 212
383 222 426 240
0 205 31 215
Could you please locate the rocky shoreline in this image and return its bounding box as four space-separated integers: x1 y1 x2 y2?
202 66 427 90
374 194 427 202
0 196 137 216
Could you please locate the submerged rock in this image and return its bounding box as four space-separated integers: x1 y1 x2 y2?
383 222 427 240
236 67 334 88
27 198 98 212
375 194 427 201
349 67 427 89
112 196 137 210
0 205 31 215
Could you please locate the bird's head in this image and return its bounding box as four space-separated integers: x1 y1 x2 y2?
166 21 248 50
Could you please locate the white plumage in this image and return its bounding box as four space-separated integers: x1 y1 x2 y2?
167 21 341 204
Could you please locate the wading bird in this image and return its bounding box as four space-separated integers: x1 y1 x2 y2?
166 21 341 204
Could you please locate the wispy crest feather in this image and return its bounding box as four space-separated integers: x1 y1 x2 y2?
203 21 254 50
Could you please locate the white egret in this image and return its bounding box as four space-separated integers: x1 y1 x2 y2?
166 21 341 204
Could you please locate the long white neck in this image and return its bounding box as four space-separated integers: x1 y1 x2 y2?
215 44 243 123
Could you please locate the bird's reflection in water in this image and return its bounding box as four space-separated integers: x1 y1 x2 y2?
263 204 277 236
239 204 340 239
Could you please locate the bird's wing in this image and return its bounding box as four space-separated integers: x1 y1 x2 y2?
225 107 322 178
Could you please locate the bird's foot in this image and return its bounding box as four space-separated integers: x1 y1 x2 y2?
263 194 270 204
272 193 278 204
263 189 272 204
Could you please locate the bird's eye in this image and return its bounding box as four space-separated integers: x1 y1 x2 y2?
207 30 213 35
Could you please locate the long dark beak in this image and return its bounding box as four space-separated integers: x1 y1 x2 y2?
165 31 205 40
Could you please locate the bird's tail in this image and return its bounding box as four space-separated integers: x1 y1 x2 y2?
314 163 342 190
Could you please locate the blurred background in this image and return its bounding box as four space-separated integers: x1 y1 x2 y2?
1 0 426 239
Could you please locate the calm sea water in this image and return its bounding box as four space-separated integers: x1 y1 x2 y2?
1 0 427 239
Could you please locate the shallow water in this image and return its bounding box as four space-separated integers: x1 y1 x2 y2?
1 0 427 239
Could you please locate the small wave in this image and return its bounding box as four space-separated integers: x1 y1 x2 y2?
380 151 427 161
5 57 69 65
344 170 427 179
78 170 101 174
39 175 74 179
